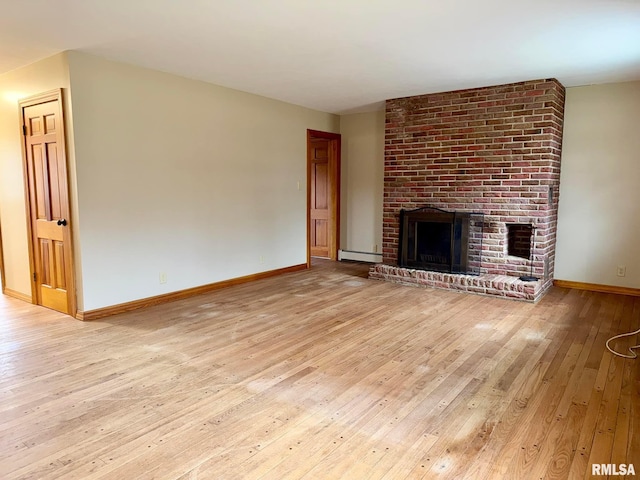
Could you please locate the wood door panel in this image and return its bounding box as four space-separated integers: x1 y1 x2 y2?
21 90 74 316
46 142 63 220
314 221 328 247
313 163 328 209
39 239 51 287
44 114 56 134
54 241 66 289
29 116 43 135
32 144 50 220
39 238 65 290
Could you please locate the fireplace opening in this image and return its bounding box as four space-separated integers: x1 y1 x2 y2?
414 221 451 266
398 206 483 274
507 223 533 259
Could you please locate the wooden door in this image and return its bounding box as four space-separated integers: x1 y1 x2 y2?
21 90 75 315
310 138 330 258
307 130 340 262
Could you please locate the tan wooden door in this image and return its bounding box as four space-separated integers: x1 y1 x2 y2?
308 130 340 262
310 138 331 258
21 90 75 315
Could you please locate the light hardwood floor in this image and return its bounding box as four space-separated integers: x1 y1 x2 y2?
1 260 638 479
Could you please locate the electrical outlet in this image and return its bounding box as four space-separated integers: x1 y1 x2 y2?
616 265 626 277
259 256 265 264
159 272 167 284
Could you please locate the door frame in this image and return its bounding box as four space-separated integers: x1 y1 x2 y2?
19 88 77 317
306 129 341 266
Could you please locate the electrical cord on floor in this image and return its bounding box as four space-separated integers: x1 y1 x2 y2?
606 327 640 359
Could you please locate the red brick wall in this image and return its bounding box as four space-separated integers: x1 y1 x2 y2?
383 79 565 291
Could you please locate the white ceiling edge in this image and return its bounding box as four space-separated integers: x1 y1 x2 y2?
1 0 639 114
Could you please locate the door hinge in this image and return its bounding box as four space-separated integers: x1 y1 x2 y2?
33 272 37 282
22 125 27 136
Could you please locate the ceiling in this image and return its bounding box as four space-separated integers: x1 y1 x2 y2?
1 0 639 114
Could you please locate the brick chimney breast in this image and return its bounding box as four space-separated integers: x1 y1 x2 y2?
379 79 565 299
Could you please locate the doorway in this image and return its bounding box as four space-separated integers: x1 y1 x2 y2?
20 89 76 316
307 129 340 264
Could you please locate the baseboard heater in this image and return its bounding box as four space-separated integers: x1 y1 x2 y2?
338 249 383 263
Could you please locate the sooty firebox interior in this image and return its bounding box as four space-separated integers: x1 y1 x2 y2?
507 223 533 259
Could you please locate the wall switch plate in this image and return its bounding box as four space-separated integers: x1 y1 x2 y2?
617 265 626 277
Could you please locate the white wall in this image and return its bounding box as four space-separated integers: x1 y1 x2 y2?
67 52 339 311
555 81 640 288
0 53 77 299
339 111 384 258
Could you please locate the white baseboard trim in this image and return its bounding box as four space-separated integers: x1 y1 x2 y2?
338 249 383 263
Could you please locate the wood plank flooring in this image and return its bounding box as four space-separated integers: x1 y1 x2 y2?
1 259 638 479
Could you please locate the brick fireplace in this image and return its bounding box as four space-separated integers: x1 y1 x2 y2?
369 79 565 301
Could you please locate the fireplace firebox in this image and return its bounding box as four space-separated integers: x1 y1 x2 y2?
398 207 483 275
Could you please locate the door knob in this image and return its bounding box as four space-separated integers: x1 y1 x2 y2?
57 219 67 226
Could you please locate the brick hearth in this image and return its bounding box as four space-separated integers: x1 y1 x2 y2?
371 79 565 301
369 265 544 301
